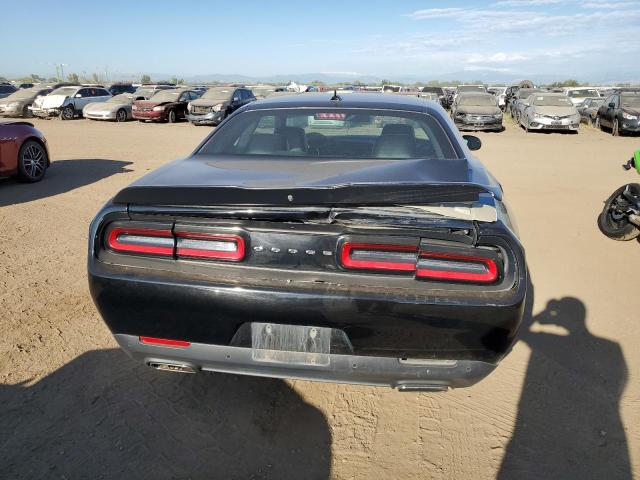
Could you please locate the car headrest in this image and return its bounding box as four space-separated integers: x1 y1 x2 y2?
276 127 306 150
381 123 415 138
245 134 287 154
373 134 416 159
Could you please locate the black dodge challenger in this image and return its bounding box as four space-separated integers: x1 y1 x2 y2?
88 93 527 391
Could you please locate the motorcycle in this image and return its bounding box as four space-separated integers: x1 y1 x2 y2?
598 150 640 241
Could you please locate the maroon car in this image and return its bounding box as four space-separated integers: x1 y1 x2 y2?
132 88 199 123
0 121 49 182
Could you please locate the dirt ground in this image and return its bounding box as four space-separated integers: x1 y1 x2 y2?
0 117 638 479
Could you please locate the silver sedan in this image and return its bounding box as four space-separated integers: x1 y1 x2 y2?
83 94 134 122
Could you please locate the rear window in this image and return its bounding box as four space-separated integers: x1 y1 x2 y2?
198 108 457 160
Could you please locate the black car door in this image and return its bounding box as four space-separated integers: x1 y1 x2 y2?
177 92 194 118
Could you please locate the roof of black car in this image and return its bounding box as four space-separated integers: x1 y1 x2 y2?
245 92 437 113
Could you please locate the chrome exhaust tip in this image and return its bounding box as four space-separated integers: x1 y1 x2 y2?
147 362 197 374
396 383 449 392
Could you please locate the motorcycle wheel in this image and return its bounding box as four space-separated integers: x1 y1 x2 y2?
597 183 640 241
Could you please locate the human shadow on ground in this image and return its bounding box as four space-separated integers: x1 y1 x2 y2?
0 349 331 479
0 159 132 207
498 295 631 479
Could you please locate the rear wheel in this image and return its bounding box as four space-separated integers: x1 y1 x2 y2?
597 183 640 240
167 109 177 123
595 116 602 131
116 108 127 122
17 140 48 183
23 104 33 118
61 105 75 120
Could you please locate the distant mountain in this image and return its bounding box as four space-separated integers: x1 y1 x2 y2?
4 69 639 86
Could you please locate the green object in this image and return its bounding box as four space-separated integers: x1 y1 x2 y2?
635 150 640 174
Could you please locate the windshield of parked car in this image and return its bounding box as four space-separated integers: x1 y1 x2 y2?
518 89 541 99
198 108 458 160
458 86 485 93
200 88 232 102
150 90 182 102
107 94 133 104
6 88 42 99
567 89 599 97
621 95 640 108
133 88 155 99
531 95 574 107
50 87 78 97
458 94 497 107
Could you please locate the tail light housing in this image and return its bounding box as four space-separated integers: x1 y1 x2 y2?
176 232 244 261
107 227 174 256
340 241 500 284
105 223 246 262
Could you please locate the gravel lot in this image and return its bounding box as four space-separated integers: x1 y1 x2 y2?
1 117 638 479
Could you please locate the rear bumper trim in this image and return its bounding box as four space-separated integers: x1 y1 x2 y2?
114 333 496 389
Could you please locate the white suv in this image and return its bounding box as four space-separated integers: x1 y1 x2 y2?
32 85 112 119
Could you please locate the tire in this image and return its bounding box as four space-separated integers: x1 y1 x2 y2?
590 115 597 127
597 183 640 240
115 108 127 122
61 105 75 120
595 116 602 131
17 140 48 183
167 109 177 123
612 118 620 137
23 104 33 118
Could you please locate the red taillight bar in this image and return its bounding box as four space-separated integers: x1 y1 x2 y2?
175 232 245 261
340 242 418 271
416 252 498 283
340 242 500 284
107 228 174 256
139 336 191 347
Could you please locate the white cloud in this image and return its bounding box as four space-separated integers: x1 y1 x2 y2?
492 0 563 6
582 1 639 8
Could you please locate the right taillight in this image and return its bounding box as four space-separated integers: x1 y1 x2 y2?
340 241 500 284
340 242 418 272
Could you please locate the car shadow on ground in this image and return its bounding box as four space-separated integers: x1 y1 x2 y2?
498 288 631 479
0 349 331 479
0 159 133 207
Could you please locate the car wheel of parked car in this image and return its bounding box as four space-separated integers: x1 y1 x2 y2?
116 109 127 122
595 116 602 131
61 105 75 120
17 140 48 183
23 105 33 118
167 109 177 123
612 119 620 137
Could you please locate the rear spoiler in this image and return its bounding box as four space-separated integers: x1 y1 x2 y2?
112 183 496 207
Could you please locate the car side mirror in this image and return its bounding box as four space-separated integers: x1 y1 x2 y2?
463 135 481 151
609 102 615 108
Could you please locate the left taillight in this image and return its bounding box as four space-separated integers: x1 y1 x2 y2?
104 224 246 262
107 227 174 256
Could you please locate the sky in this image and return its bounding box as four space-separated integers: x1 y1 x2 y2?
1 0 639 81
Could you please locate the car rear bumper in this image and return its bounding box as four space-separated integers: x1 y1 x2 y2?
114 333 496 390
